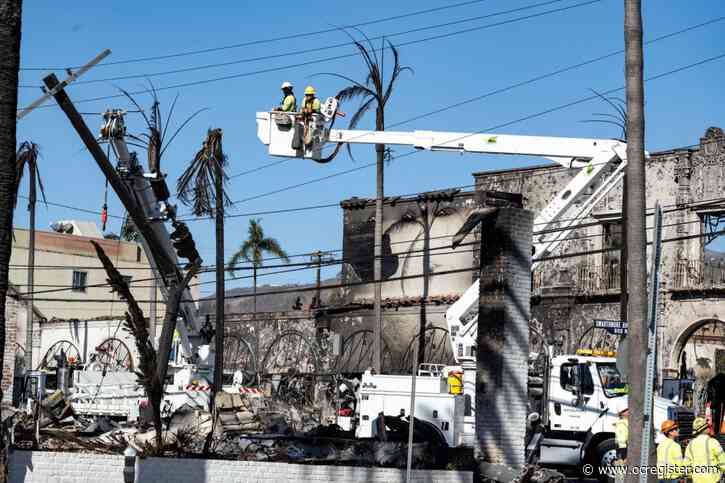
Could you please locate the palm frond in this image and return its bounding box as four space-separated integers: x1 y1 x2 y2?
383 41 413 105
176 128 231 216
15 142 47 208
227 249 246 275
258 238 289 263
160 107 208 157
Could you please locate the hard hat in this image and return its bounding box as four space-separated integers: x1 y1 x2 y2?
613 400 629 416
304 86 316 95
281 81 293 89
660 419 678 434
693 417 709 434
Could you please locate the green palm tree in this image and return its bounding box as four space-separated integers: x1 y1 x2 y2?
318 31 411 372
228 218 289 373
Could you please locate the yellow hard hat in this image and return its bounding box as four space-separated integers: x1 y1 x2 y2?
304 86 316 95
693 417 709 434
660 419 678 434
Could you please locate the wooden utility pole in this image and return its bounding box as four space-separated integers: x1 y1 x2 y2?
373 141 385 373
24 164 36 371
42 73 186 376
620 179 628 323
624 0 648 481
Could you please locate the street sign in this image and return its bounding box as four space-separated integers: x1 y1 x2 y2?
594 319 628 335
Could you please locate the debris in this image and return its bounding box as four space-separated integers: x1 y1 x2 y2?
78 416 119 436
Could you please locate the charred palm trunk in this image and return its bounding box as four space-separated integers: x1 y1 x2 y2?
373 106 385 373
624 0 647 477
0 4 22 473
24 165 35 371
213 159 224 402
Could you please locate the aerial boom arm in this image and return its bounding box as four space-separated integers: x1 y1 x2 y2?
256 108 632 366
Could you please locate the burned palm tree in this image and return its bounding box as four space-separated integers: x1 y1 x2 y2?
91 241 198 452
177 128 230 405
15 142 47 372
120 85 206 176
228 218 289 375
582 89 628 140
318 31 411 372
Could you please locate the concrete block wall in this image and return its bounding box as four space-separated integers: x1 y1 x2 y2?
474 207 533 468
2 292 20 402
9 451 474 483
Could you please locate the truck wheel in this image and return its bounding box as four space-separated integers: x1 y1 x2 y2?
592 438 617 483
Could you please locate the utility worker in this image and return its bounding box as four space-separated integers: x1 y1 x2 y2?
685 417 725 483
613 401 629 461
299 86 321 147
300 85 321 114
275 81 296 112
657 419 686 483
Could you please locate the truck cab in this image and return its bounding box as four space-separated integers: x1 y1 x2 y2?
538 352 683 474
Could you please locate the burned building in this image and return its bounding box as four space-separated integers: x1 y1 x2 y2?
335 127 725 385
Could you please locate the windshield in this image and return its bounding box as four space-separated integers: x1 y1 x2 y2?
596 363 628 398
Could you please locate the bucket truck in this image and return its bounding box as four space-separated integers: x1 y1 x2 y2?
256 104 690 477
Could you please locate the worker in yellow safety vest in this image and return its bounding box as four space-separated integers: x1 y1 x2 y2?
275 81 297 112
613 401 629 461
299 86 321 146
685 417 725 483
300 86 321 114
657 419 686 482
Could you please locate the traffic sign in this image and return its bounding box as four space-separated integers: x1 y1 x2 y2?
594 319 628 335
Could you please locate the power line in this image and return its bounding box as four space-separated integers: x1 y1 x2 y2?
28 226 725 304
69 0 580 86
11 194 724 276
18 0 492 71
217 15 724 180
220 51 725 206
16 15 720 224
18 0 600 111
16 207 724 298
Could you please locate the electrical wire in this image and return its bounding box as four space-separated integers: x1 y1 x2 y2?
17 0 601 110
18 0 493 70
15 209 725 298
11 195 725 276
69 0 583 86
27 225 725 304
215 51 725 208
17 16 722 221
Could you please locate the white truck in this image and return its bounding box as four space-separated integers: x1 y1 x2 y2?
256 103 689 476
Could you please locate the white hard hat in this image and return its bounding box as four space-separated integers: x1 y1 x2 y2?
613 399 629 415
281 81 293 89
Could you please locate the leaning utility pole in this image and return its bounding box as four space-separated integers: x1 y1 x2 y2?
624 0 648 481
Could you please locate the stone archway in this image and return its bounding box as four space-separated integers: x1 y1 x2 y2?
671 318 725 376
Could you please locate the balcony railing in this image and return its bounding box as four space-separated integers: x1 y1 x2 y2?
673 259 725 290
533 262 621 296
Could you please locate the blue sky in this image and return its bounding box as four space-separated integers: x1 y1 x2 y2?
16 1 725 297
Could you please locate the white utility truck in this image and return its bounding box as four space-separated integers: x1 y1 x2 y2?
256 102 689 476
